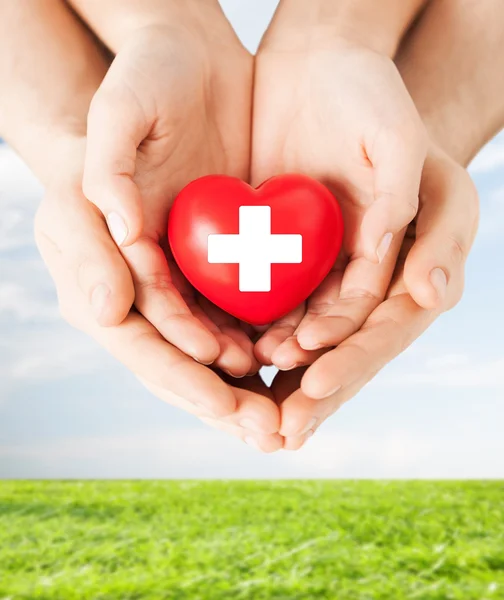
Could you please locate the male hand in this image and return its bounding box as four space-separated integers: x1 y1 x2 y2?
271 148 479 449
35 138 283 452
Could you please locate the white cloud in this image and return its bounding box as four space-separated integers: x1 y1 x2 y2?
2 424 503 478
425 353 470 370
0 145 42 251
379 356 504 388
0 280 58 322
469 136 504 175
478 185 504 237
0 326 110 383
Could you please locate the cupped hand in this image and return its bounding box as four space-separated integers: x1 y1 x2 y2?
252 34 429 369
270 147 479 449
34 138 283 452
83 17 258 377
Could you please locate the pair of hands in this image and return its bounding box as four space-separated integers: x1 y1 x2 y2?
35 8 479 451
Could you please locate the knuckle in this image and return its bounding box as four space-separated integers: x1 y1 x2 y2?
446 234 467 265
75 256 98 297
378 114 428 165
404 194 419 221
137 272 174 295
81 173 105 207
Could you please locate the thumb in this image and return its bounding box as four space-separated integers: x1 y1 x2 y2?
35 186 135 328
361 122 427 264
83 84 147 247
404 154 479 311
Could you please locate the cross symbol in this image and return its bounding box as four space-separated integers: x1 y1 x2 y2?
207 206 303 292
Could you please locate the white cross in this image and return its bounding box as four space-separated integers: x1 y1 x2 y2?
207 206 302 292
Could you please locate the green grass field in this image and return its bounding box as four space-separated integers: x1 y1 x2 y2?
1 481 503 599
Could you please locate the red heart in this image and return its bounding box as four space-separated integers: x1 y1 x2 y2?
168 174 344 326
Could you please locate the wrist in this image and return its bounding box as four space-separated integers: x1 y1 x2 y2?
6 126 86 190
262 0 427 57
70 0 234 53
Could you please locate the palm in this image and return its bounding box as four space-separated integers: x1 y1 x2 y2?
269 151 478 449
88 26 259 375
251 42 412 367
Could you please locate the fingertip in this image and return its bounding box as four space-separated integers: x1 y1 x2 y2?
91 282 134 327
190 334 221 366
301 366 341 401
244 433 284 453
296 326 323 351
84 177 144 248
271 343 300 371
404 258 447 310
253 337 275 366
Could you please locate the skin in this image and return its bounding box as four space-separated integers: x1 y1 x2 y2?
70 1 259 376
1 0 502 452
275 0 504 448
0 0 283 453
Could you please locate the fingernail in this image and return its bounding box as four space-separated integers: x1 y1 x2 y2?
239 418 265 434
107 212 128 246
90 283 111 320
281 363 300 372
298 337 323 351
244 436 263 452
430 268 447 303
376 232 393 263
298 417 317 436
192 356 214 366
322 384 342 399
223 370 245 379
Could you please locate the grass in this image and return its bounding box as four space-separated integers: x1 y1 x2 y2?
0 481 503 599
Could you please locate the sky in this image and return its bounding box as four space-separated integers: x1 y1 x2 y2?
1 0 504 479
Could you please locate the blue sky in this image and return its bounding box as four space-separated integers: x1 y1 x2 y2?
1 0 504 478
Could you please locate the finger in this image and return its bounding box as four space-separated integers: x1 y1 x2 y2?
122 238 220 365
199 418 284 453
288 234 402 360
35 189 134 327
197 297 259 377
361 121 427 263
272 367 320 438
83 82 147 247
404 155 479 310
142 373 280 435
283 432 314 451
37 225 236 417
94 313 235 417
271 337 327 371
301 294 435 401
276 296 434 437
254 303 305 366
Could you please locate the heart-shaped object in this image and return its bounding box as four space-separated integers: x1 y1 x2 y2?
168 174 344 326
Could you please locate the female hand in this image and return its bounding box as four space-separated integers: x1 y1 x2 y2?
252 28 428 370
82 8 259 376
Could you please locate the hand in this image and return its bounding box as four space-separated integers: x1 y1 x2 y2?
35 138 283 452
271 148 479 450
252 34 428 370
83 17 258 376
